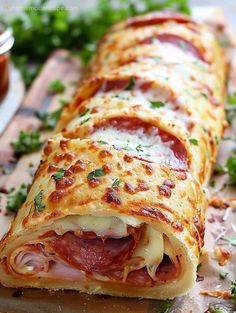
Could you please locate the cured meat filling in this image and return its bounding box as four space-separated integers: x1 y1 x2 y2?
10 219 180 287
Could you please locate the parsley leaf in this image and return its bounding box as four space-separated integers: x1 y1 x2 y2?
226 150 236 184
87 168 106 180
221 234 236 246
34 190 45 213
189 138 198 146
210 180 215 188
158 299 172 313
150 101 165 109
11 130 43 156
219 271 228 279
208 303 228 313
79 109 89 117
6 184 28 213
136 144 143 152
125 77 135 90
214 163 227 174
227 94 236 105
35 99 67 130
52 169 66 180
80 117 90 125
97 141 108 145
231 280 236 303
112 178 120 188
47 79 65 93
36 106 65 130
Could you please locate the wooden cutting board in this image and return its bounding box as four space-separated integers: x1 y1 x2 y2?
0 49 83 238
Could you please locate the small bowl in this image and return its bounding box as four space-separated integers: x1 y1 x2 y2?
0 23 14 102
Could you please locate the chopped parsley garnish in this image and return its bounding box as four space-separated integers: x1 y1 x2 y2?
87 168 106 180
214 163 226 174
125 77 135 90
189 138 198 146
80 117 90 125
219 271 228 279
11 130 43 156
221 234 236 246
112 178 120 188
52 169 66 180
158 299 172 313
150 101 165 109
227 94 236 105
47 79 65 93
6 184 28 213
97 141 108 145
231 280 236 303
197 263 202 271
214 135 219 145
201 92 208 99
136 144 143 152
208 303 228 313
210 180 215 188
35 100 66 130
79 109 89 117
34 190 46 213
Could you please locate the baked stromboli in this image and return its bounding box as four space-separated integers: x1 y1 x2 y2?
0 10 226 299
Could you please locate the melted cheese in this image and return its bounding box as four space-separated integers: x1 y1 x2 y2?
53 215 168 280
133 226 164 279
52 215 128 238
90 126 177 165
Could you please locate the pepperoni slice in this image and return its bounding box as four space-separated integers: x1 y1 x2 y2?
126 11 193 28
94 117 188 170
45 228 141 273
102 78 131 92
140 33 205 61
100 256 179 286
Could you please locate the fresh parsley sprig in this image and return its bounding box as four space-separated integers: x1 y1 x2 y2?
11 130 43 156
7 0 190 86
35 99 67 130
6 184 28 213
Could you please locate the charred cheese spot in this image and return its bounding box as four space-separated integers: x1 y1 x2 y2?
99 150 113 158
102 188 122 205
124 154 133 163
163 179 175 189
102 164 113 174
60 139 69 150
54 153 75 164
44 143 53 156
141 163 154 175
135 207 171 224
55 177 74 190
88 178 101 188
47 164 59 173
49 190 67 203
158 185 172 198
171 221 183 232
